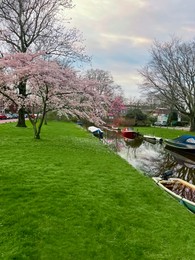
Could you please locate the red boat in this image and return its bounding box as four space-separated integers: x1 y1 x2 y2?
121 128 140 139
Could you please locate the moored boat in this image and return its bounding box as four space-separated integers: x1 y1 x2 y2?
164 135 195 152
153 176 195 213
121 127 140 139
143 135 163 144
165 146 195 167
124 135 143 148
88 126 103 139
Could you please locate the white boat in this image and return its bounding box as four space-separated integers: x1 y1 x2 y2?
153 177 195 213
88 126 103 139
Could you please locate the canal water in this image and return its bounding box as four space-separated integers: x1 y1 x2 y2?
103 133 195 185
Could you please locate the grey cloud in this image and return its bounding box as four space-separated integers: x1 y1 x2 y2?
68 0 195 97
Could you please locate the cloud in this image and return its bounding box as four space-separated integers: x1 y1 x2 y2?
66 0 195 98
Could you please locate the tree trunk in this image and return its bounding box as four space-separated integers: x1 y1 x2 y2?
36 115 45 138
190 117 195 131
16 107 27 127
33 113 46 139
34 132 40 139
44 113 48 125
32 122 40 139
16 81 27 127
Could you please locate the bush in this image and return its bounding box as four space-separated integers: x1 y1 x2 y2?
176 121 189 127
113 117 135 127
171 121 189 127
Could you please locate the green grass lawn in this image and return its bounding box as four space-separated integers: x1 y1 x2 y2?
0 121 195 260
135 126 193 139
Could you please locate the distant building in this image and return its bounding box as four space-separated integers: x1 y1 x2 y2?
153 107 170 116
157 114 169 124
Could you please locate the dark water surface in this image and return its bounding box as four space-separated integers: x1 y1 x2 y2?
104 133 195 185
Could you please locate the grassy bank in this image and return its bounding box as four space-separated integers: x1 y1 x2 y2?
135 126 192 139
0 121 195 259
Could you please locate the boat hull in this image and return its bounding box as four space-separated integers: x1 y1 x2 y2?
164 135 195 152
88 126 103 139
153 177 195 213
165 146 195 166
143 135 163 144
164 141 195 152
121 128 140 139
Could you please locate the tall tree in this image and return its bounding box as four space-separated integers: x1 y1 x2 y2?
0 0 89 126
0 52 108 139
108 96 125 118
139 37 195 131
85 69 121 97
85 69 122 113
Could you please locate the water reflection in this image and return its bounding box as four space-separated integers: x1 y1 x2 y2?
164 148 195 184
118 140 165 177
103 132 195 185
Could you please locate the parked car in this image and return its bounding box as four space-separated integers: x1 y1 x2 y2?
161 121 168 126
171 121 189 127
153 121 161 126
0 113 7 120
5 113 14 119
153 121 167 126
11 113 18 118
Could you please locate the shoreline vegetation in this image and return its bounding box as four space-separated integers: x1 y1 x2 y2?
1 121 195 259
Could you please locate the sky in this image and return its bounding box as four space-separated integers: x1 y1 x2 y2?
67 0 195 99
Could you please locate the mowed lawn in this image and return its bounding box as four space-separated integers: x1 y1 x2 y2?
136 126 192 139
0 121 195 260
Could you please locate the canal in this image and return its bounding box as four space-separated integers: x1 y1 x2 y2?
103 133 195 185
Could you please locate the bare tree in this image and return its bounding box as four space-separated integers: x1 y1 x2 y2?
0 0 89 126
85 68 122 97
139 37 195 131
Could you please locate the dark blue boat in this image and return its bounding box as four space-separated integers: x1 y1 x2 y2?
164 135 195 152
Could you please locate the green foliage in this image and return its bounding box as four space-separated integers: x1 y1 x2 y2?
126 108 146 120
167 111 178 125
125 109 135 119
0 122 195 259
181 113 190 122
113 117 135 127
176 121 189 127
148 115 157 125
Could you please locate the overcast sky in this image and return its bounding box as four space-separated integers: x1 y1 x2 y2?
68 0 195 98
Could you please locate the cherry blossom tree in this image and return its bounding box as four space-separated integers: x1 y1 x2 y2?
108 96 125 118
0 0 89 127
0 52 109 139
